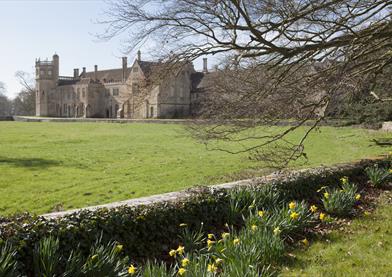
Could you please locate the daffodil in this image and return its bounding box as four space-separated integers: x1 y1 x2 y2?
340 176 349 185
91 254 98 261
355 194 361 200
177 245 185 255
178 267 187 276
181 258 190 267
221 232 230 239
251 224 258 232
323 192 329 199
207 263 218 273
273 227 281 236
128 264 137 275
233 238 240 245
215 258 224 265
169 249 177 257
389 168 392 173
319 212 326 221
115 244 123 252
208 233 214 239
258 210 265 217
289 201 296 210
207 239 215 249
290 211 299 220
301 238 309 246
310 205 318 213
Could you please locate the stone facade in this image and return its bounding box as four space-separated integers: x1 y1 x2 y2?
35 52 208 119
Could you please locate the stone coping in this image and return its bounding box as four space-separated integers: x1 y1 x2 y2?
42 156 388 219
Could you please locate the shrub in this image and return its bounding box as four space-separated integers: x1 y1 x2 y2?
321 177 359 217
365 164 391 187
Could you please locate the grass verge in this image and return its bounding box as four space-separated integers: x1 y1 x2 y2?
281 190 392 277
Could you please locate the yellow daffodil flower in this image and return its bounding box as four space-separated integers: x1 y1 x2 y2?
273 227 281 236
258 210 265 217
301 238 309 246
207 239 215 249
169 249 177 257
340 176 349 185
207 263 218 273
181 258 190 267
208 233 214 239
178 267 187 276
233 238 240 245
289 201 296 210
251 224 258 232
355 194 361 200
290 211 299 220
215 258 224 265
221 232 230 239
323 192 329 199
128 264 137 275
310 205 318 213
176 245 185 255
319 212 326 221
115 244 123 252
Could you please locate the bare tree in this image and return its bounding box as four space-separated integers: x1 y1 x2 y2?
101 0 392 165
13 71 36 116
0 82 12 116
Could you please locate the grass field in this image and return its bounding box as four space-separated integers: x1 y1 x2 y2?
281 191 392 276
0 121 390 215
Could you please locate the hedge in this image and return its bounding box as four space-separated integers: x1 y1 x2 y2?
0 157 389 274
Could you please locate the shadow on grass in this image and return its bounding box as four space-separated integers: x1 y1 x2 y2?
0 156 62 169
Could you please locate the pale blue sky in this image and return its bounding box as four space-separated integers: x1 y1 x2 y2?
0 0 208 98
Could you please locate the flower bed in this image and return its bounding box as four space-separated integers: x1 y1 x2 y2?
0 157 390 275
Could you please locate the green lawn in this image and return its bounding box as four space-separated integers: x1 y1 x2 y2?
281 191 392 277
0 122 389 215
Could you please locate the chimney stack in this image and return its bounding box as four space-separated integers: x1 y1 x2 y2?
94 65 98 80
122 57 128 82
73 68 79 78
203 58 208 73
137 50 141 61
82 67 86 77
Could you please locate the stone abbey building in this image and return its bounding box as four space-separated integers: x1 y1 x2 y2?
35 52 210 118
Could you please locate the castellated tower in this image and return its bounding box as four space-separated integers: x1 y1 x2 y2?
35 54 59 116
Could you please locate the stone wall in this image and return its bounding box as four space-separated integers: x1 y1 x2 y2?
42 156 388 219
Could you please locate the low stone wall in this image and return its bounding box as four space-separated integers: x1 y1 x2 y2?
382 121 392 132
13 116 192 124
43 156 388 219
0 116 14 121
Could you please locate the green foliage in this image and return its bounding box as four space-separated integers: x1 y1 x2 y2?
247 201 316 240
33 236 61 277
365 164 391 187
80 240 129 277
228 184 283 224
0 242 19 277
321 178 359 217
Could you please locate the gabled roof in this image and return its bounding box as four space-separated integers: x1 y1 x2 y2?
84 68 131 83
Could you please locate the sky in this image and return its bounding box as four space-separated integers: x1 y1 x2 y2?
0 0 209 98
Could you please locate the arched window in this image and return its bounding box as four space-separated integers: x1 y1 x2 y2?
150 106 154 118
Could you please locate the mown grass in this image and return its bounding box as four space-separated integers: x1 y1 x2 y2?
0 121 389 215
281 191 392 277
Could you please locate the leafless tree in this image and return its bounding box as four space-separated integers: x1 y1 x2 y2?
0 82 12 116
13 71 36 116
101 0 392 165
